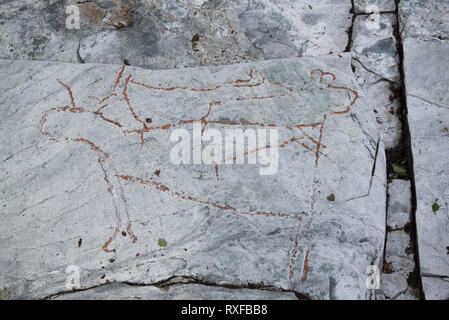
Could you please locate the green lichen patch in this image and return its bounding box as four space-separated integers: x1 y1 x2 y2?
0 288 11 300
392 163 407 175
158 238 168 247
432 202 440 213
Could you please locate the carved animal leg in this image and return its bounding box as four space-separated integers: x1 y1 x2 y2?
98 156 137 253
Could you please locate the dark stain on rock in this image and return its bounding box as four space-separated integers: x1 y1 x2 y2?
192 33 201 50
106 0 134 29
78 2 107 24
328 276 337 299
362 38 396 57
383 260 393 274
302 13 320 26
202 0 224 9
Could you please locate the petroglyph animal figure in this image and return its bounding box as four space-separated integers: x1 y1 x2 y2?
39 64 358 280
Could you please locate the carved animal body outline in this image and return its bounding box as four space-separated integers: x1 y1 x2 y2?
39 64 359 282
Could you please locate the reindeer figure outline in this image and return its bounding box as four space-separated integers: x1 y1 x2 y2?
39 65 358 281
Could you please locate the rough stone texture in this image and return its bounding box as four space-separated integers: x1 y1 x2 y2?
387 179 411 230
378 272 417 300
0 55 385 300
49 282 298 300
355 0 396 14
384 230 414 275
352 14 399 83
0 0 353 69
376 229 418 300
399 0 449 40
376 179 417 300
352 13 402 150
421 277 449 300
403 37 449 298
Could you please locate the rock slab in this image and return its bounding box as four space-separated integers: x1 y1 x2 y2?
403 38 449 299
0 0 353 69
0 55 385 299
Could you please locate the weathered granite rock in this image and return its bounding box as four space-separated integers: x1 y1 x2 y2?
49 282 298 300
0 55 385 299
403 37 449 298
399 0 449 40
355 0 396 14
351 13 402 149
0 0 353 69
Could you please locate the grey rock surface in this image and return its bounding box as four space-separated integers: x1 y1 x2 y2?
399 0 449 40
421 277 449 300
377 179 418 300
0 55 385 299
49 282 298 300
351 13 402 149
352 14 400 83
0 0 353 69
387 179 411 230
378 272 418 300
384 230 414 275
403 37 449 297
355 0 396 14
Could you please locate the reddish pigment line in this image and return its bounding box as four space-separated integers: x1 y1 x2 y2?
57 80 76 107
117 174 302 220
